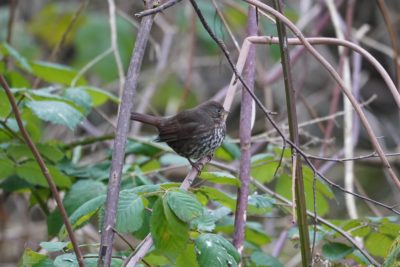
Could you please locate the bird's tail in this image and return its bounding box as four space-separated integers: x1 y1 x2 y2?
130 112 161 127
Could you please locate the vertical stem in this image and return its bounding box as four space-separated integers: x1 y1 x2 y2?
271 1 311 265
98 2 156 266
233 5 258 257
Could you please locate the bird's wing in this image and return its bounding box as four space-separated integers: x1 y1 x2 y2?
155 110 211 143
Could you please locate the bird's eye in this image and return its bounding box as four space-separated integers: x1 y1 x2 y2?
217 108 222 114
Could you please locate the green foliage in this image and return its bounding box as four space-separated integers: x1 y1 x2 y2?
250 251 283 267
150 198 190 258
195 233 240 267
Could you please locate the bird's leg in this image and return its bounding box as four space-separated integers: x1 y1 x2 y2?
188 158 202 173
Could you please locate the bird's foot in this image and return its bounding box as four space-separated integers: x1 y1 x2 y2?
188 159 202 173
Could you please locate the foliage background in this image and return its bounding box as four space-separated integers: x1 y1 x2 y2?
0 0 400 266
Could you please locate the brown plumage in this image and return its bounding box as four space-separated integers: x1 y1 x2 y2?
131 101 228 161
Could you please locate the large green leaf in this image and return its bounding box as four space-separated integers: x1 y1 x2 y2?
7 143 64 163
115 189 144 233
16 161 71 188
195 186 237 211
59 195 106 239
166 189 203 223
26 100 84 130
176 244 200 267
322 242 354 261
150 198 189 257
63 179 106 214
251 153 279 183
365 232 393 257
195 233 240 267
1 43 32 72
199 172 240 187
30 61 86 85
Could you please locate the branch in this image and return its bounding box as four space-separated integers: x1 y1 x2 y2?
0 76 84 267
233 5 257 256
98 1 157 265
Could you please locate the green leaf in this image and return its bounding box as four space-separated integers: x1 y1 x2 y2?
126 139 162 157
195 233 240 267
191 206 231 232
275 172 332 216
59 195 106 239
166 189 203 223
16 161 71 188
77 86 119 106
26 100 84 130
366 232 393 257
250 251 283 267
7 143 65 163
322 242 354 261
40 241 69 252
54 253 76 267
63 88 92 114
30 61 86 85
1 43 32 72
0 156 15 180
384 235 400 267
115 189 144 232
176 244 200 267
63 180 106 214
150 198 189 257
251 161 279 183
20 249 49 267
196 186 237 211
0 91 11 117
199 172 240 187
247 194 275 215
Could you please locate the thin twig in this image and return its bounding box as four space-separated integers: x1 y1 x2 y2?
135 0 184 18
242 3 400 191
107 0 126 97
0 75 84 267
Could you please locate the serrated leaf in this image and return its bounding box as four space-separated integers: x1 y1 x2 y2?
199 172 240 187
63 88 92 114
247 194 275 215
30 61 86 85
322 242 354 261
191 206 231 232
150 198 189 257
40 241 69 252
0 91 11 117
195 233 240 267
115 190 144 232
250 251 283 267
16 161 71 188
26 100 83 130
59 195 106 239
166 190 203 222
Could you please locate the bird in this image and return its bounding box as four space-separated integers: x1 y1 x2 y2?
130 101 228 167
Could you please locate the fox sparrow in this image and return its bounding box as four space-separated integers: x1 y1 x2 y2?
131 101 228 164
